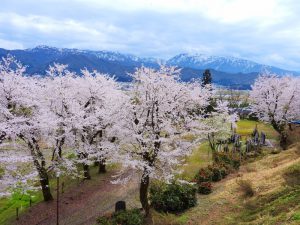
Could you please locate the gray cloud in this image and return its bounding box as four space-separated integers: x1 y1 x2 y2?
0 0 300 71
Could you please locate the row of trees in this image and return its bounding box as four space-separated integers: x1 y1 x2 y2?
1 55 299 215
0 56 234 215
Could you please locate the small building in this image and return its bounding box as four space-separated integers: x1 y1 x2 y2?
289 120 300 125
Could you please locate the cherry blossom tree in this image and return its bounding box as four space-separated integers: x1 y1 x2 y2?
38 63 80 178
113 66 210 215
72 69 126 178
250 74 300 149
0 56 53 201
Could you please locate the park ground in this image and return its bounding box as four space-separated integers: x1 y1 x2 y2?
0 119 299 225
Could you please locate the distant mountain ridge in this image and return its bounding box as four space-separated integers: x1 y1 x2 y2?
167 53 298 75
0 46 298 89
0 46 160 81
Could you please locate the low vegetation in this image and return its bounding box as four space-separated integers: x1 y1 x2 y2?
283 163 300 187
97 209 144 225
236 179 255 198
150 182 197 213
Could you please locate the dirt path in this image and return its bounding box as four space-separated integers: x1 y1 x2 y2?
15 171 140 225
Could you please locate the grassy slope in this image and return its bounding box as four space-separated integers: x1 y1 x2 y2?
223 144 300 225
151 120 299 225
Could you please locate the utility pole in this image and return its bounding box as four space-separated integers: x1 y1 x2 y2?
56 174 60 225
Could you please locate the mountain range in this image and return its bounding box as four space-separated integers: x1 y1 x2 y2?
0 45 298 89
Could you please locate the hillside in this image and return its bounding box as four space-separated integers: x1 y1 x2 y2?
152 144 299 225
150 121 300 225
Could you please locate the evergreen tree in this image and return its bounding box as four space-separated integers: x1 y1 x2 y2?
202 69 212 86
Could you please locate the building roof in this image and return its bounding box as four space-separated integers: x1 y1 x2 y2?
289 120 300 125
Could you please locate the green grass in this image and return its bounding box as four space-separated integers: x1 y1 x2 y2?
0 190 43 225
236 120 279 140
179 119 278 182
180 142 212 181
292 211 300 221
151 210 190 225
226 186 300 225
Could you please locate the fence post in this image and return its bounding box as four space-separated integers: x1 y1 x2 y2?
16 207 19 220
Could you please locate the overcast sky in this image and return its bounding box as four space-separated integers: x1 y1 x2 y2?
0 0 300 71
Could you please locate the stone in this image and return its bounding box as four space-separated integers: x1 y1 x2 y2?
115 201 126 212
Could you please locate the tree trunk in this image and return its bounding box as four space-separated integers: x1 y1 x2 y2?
98 160 106 174
139 173 150 216
83 164 91 180
271 122 288 150
208 134 217 162
20 135 53 202
0 132 5 144
279 132 288 150
39 168 53 201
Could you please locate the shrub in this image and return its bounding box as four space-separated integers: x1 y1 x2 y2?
194 168 213 183
194 164 228 185
97 216 112 225
207 165 223 182
197 182 212 194
97 209 144 225
219 165 229 178
237 179 254 197
215 152 232 165
215 152 241 170
150 181 197 213
231 155 241 170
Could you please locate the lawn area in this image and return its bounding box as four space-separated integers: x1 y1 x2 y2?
0 190 43 225
180 119 279 181
180 142 212 181
236 120 279 140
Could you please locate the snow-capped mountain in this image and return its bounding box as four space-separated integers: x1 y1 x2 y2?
167 53 298 75
0 46 298 89
0 46 161 81
27 45 159 66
